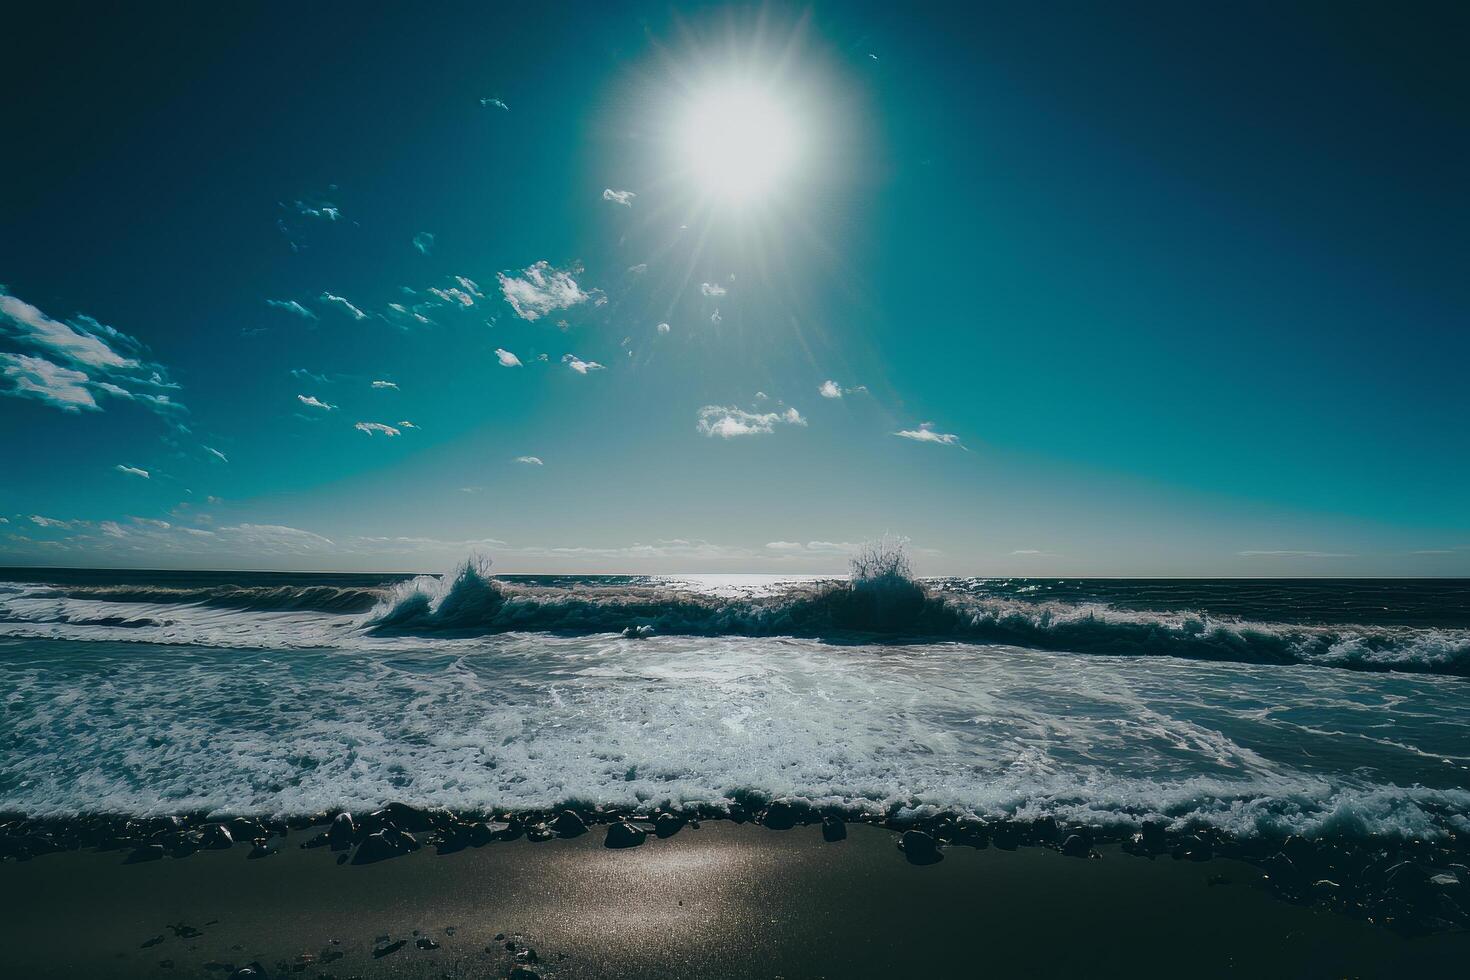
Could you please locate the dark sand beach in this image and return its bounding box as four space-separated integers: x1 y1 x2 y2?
2 821 1467 979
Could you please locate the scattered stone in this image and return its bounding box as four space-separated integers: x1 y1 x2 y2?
372 939 407 958
353 830 416 865
655 814 684 839
606 822 646 849
898 830 942 865
247 840 275 859
761 800 798 830
141 935 165 948
821 816 847 843
299 832 330 849
416 936 440 950
551 810 586 838
201 825 234 850
327 812 355 850
508 969 541 980
1431 873 1460 888
1061 834 1093 858
228 964 266 979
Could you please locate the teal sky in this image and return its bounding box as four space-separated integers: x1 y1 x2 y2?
2 1 1467 575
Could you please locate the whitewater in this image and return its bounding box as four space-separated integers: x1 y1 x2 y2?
1 562 1468 846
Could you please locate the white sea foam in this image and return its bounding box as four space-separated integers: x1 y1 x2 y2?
1 629 1466 842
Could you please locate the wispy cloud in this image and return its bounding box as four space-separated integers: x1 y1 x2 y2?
895 423 962 447
371 380 399 390
602 188 636 207
0 292 136 369
711 309 722 324
319 292 368 321
1238 550 1356 559
657 322 671 335
266 299 317 320
515 455 544 466
0 289 184 419
700 282 727 297
0 353 96 411
114 464 150 479
297 394 335 411
628 263 648 275
562 354 604 374
412 231 435 255
354 422 400 437
204 446 229 463
498 261 588 321
697 405 806 439
480 97 509 111
495 348 523 367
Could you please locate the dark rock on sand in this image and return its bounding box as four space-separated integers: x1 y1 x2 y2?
655 813 685 839
201 825 234 850
605 822 647 849
821 816 847 842
353 829 417 865
761 800 798 830
552 810 587 838
228 963 266 979
126 844 165 863
327 812 356 850
247 840 275 859
508 969 541 980
1061 834 1092 858
384 802 437 833
141 935 165 948
899 830 942 865
373 939 407 958
469 822 496 846
416 936 440 950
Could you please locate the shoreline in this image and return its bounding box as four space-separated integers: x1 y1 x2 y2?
4 802 1468 937
2 820 1468 978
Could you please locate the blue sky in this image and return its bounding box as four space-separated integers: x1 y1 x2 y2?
2 1 1467 575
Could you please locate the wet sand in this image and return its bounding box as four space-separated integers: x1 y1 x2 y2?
0 821 1465 978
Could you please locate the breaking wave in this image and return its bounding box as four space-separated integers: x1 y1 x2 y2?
361 554 1470 676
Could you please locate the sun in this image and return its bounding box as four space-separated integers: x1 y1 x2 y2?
677 82 799 202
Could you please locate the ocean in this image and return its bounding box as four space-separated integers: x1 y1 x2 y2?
2 564 1468 849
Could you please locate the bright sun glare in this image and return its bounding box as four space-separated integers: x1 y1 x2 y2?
679 83 799 202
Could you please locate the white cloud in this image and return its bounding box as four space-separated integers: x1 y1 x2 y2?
1238 550 1356 559
371 380 399 390
765 541 804 551
894 423 962 446
30 515 73 528
397 420 417 429
114 464 149 479
0 353 97 411
498 261 588 321
696 405 807 439
603 188 636 207
495 348 523 367
562 354 604 374
515 455 544 466
266 299 318 320
711 309 722 324
700 282 727 297
481 97 509 111
429 286 476 307
319 292 368 320
0 292 137 369
628 263 648 274
0 290 184 420
204 446 229 463
354 422 401 437
386 302 434 327
657 322 670 334
297 394 335 411
413 231 435 255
